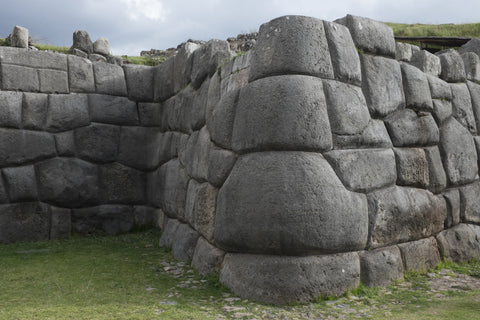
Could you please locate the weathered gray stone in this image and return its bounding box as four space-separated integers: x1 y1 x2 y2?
0 47 67 70
207 88 239 150
54 131 75 156
0 91 22 128
384 109 439 147
361 54 405 117
439 117 478 185
401 62 433 111
88 54 106 63
153 159 189 219
461 52 480 82
332 119 393 149
398 237 441 272
88 94 138 125
444 188 461 228
2 165 38 202
179 127 211 181
74 123 120 163
323 20 361 85
436 223 480 262
138 102 162 126
67 55 95 93
22 93 48 130
207 146 237 187
432 99 453 124
467 81 480 131
233 75 332 153
72 48 88 59
394 148 429 188
50 206 71 239
133 206 159 228
184 180 217 241
158 217 180 248
220 252 360 305
187 78 209 131
0 129 56 166
72 205 134 235
459 38 480 57
153 56 175 102
459 181 480 224
427 74 452 100
36 158 99 208
368 186 446 248
191 40 231 88
10 25 29 48
38 69 69 93
93 62 127 96
72 30 93 53
0 64 39 92
192 237 225 276
360 246 404 287
324 149 396 192
424 146 447 193
396 42 413 61
215 152 368 254
107 55 123 66
339 15 395 57
171 223 199 261
0 177 9 203
163 85 194 134
157 131 188 165
173 41 200 93
93 38 110 56
46 94 90 132
124 65 154 101
323 80 370 135
450 83 476 134
117 127 162 170
436 49 466 82
0 202 50 243
410 50 441 76
249 16 333 82
99 162 146 204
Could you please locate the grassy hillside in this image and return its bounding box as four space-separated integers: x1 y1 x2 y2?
386 22 480 38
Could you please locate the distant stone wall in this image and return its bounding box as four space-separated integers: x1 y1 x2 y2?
1 14 480 305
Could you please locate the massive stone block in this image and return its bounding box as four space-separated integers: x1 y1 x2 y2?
450 83 477 134
138 102 162 127
22 92 48 130
467 81 480 131
173 42 200 93
384 109 439 147
93 62 127 96
360 246 404 287
88 94 138 125
332 119 393 149
124 64 154 101
117 127 162 170
46 93 90 132
323 20 361 85
36 158 100 208
0 64 39 92
215 152 368 254
338 15 396 57
67 55 95 93
398 237 441 272
171 223 199 261
153 56 175 102
459 181 480 224
207 146 237 188
461 52 480 82
0 47 68 70
0 128 56 167
410 50 441 76
220 252 360 305
0 202 50 243
393 148 429 188
424 146 447 193
360 54 405 117
2 165 38 202
432 99 452 125
436 223 480 262
38 69 69 93
444 188 461 228
400 62 433 111
436 49 466 82
249 15 334 82
0 91 22 128
323 80 370 135
232 75 332 153
439 117 478 185
184 180 217 241
324 149 396 193
179 127 211 181
192 237 225 276
191 40 231 88
72 205 134 235
99 162 146 204
367 186 446 248
207 88 239 150
74 123 120 163
427 74 452 100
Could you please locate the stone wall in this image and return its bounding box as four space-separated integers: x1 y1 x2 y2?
1 14 480 305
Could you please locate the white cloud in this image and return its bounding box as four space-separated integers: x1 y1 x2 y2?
120 0 166 22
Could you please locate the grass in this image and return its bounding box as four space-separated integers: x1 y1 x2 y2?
0 230 479 319
387 22 480 38
120 55 167 66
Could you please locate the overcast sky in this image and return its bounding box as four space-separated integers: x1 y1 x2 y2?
1 0 479 56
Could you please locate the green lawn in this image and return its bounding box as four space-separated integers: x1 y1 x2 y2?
0 230 479 319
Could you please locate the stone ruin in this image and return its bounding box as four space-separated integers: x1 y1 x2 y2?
0 14 480 305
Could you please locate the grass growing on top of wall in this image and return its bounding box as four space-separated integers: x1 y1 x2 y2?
0 230 479 320
386 22 480 38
